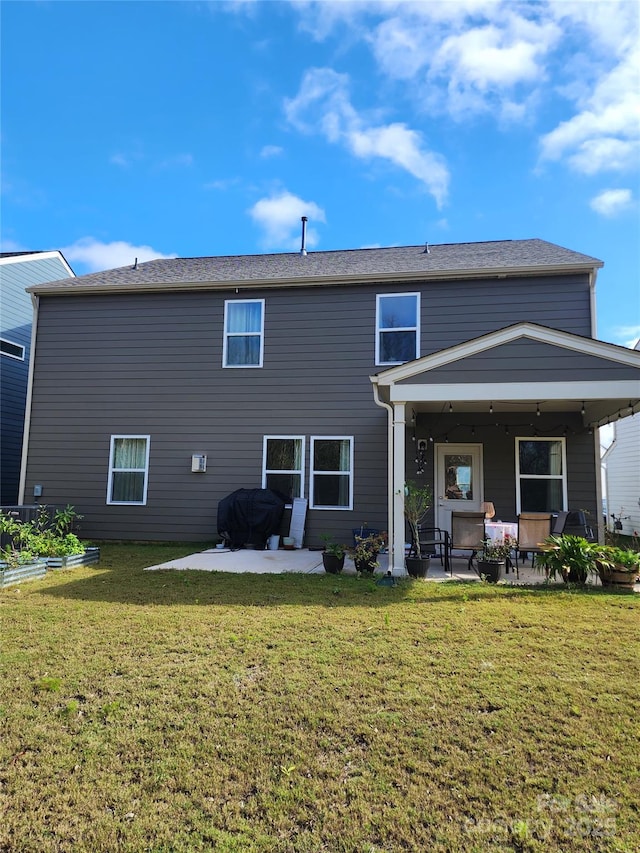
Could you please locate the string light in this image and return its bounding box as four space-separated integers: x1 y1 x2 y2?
489 402 493 414
581 401 585 416
536 403 541 417
448 402 453 413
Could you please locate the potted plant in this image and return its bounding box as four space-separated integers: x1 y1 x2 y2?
349 531 387 576
477 536 516 583
539 534 596 583
320 535 346 574
592 545 640 589
403 481 433 578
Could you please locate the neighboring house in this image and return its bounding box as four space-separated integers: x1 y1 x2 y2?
602 339 640 537
19 239 640 571
0 251 75 504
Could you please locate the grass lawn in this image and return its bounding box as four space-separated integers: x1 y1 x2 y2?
1 543 638 852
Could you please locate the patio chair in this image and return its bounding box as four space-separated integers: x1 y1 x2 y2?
563 510 595 541
551 510 569 535
516 513 552 573
450 511 486 573
417 526 451 574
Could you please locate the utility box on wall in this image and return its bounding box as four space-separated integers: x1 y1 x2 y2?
191 454 207 473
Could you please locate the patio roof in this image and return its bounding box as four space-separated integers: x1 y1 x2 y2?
372 323 640 427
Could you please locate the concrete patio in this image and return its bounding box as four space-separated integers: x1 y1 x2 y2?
144 547 576 585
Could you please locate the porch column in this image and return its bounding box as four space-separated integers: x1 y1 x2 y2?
392 402 407 574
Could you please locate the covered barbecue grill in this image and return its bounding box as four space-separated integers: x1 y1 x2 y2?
217 488 286 550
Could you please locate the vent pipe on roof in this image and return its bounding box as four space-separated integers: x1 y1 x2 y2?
300 216 308 256
133 257 138 269
423 243 430 254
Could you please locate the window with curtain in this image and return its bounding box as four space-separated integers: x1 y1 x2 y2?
262 436 304 503
223 299 264 367
107 436 150 505
376 293 419 364
516 438 566 513
310 437 353 509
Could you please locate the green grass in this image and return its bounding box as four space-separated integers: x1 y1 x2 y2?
1 543 638 852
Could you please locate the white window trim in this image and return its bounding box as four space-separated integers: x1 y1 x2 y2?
375 292 420 366
310 436 354 510
262 435 305 506
1 337 26 361
107 435 150 505
515 436 568 514
223 298 265 368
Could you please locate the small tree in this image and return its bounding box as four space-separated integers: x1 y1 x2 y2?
404 481 433 557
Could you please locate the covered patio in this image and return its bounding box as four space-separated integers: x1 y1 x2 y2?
371 323 640 574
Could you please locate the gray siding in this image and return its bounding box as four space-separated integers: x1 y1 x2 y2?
400 338 637 385
24 271 596 542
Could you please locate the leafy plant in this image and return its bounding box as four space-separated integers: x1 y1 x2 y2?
403 481 432 557
592 545 640 574
480 534 517 563
0 506 86 561
349 532 387 573
539 534 597 582
320 534 346 559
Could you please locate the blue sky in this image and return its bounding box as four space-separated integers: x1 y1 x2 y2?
2 0 638 346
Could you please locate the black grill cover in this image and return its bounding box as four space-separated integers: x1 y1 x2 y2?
217 488 286 550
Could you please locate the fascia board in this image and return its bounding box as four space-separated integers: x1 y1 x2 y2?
1 250 75 278
388 379 640 403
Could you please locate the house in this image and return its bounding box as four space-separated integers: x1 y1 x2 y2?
0 251 75 504
18 238 640 572
602 339 640 537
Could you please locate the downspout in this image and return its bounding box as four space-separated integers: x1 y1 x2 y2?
588 268 598 339
371 379 395 572
18 293 39 504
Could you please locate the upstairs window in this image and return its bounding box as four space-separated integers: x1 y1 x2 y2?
310 437 353 510
376 293 419 365
262 436 304 504
107 436 150 505
516 438 567 513
223 299 264 367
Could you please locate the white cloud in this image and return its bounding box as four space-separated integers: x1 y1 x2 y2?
288 2 639 179
589 188 633 217
248 190 326 249
157 153 194 169
285 67 449 206
61 238 177 273
260 145 284 158
610 324 640 349
539 48 640 173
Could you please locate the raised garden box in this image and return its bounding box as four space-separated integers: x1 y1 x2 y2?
0 559 48 588
47 547 100 570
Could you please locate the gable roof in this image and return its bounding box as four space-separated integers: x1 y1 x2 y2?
371 323 640 426
26 239 602 295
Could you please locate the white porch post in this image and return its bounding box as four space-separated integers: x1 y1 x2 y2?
392 402 407 574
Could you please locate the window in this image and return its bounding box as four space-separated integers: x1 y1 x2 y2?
262 436 304 504
310 437 353 509
1 338 25 360
223 299 264 367
516 438 567 513
376 293 419 365
107 436 150 505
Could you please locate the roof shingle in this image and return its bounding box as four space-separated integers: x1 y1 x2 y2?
27 239 603 294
